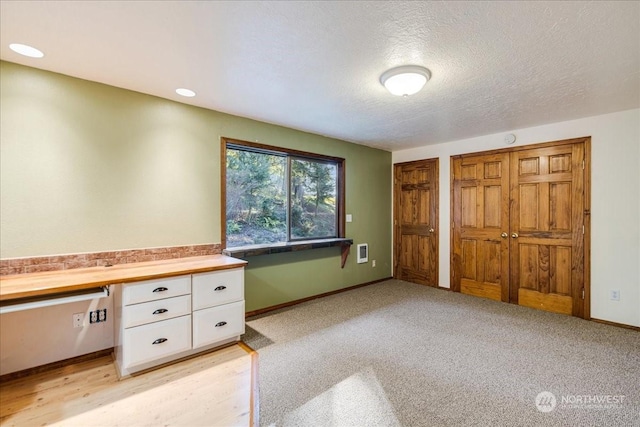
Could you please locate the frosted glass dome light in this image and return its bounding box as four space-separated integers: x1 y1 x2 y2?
380 65 431 96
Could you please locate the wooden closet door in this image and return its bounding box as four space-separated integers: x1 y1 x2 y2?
510 143 585 316
452 153 510 302
394 159 439 287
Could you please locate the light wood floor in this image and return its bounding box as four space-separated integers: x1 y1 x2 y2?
0 343 258 427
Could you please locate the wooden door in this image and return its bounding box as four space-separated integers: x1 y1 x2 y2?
451 138 590 318
510 144 585 316
451 153 510 302
394 159 439 286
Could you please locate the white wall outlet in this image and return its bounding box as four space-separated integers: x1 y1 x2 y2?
89 309 107 324
73 313 84 328
610 290 620 301
346 214 353 223
372 260 376 267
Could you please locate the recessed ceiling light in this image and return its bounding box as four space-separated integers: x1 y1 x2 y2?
9 43 44 58
176 88 196 97
380 65 431 97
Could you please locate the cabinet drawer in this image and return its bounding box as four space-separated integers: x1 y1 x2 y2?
123 315 191 368
123 275 191 306
123 295 191 328
192 268 243 310
193 301 245 348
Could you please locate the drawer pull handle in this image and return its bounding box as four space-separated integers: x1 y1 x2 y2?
153 287 168 293
214 286 226 291
215 321 227 327
152 308 168 315
152 338 168 345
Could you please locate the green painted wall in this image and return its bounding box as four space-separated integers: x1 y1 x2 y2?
0 61 392 311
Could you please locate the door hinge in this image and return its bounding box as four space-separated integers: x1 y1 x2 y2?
452 222 455 229
582 224 585 235
582 288 585 300
394 220 398 226
582 160 585 170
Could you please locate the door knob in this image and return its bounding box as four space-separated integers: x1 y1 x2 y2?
429 228 435 233
501 232 508 238
511 233 519 238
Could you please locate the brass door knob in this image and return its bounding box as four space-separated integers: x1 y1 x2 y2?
511 233 519 238
429 228 435 233
501 232 508 238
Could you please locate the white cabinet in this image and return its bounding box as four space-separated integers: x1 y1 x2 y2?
192 269 243 310
114 267 245 377
193 300 245 348
122 276 191 305
192 269 245 349
123 315 192 367
122 294 191 328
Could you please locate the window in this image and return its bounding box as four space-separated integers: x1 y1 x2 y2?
222 138 345 249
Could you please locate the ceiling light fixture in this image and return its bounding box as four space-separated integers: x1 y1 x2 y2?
380 65 431 97
176 88 196 97
9 43 44 58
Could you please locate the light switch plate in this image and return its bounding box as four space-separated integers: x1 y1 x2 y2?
346 214 352 222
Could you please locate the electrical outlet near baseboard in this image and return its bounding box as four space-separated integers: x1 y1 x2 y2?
89 309 107 324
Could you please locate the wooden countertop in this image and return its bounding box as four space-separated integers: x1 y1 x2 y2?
0 255 247 302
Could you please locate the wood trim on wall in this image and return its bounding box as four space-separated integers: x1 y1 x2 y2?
244 277 392 318
591 318 640 332
222 137 345 163
455 136 591 158
220 138 228 250
220 137 346 250
338 160 346 241
433 159 440 287
583 140 592 320
393 164 401 278
449 156 460 292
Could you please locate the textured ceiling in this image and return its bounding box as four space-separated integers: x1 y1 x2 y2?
1 1 638 151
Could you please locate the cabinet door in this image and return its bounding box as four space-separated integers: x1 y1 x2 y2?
123 315 191 369
192 268 244 310
122 295 191 328
193 301 245 348
123 275 191 305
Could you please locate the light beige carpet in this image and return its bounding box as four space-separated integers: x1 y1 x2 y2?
244 280 640 427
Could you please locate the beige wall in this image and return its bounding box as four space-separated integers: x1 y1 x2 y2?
393 108 640 327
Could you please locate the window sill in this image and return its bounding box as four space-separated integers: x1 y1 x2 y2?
222 238 353 268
